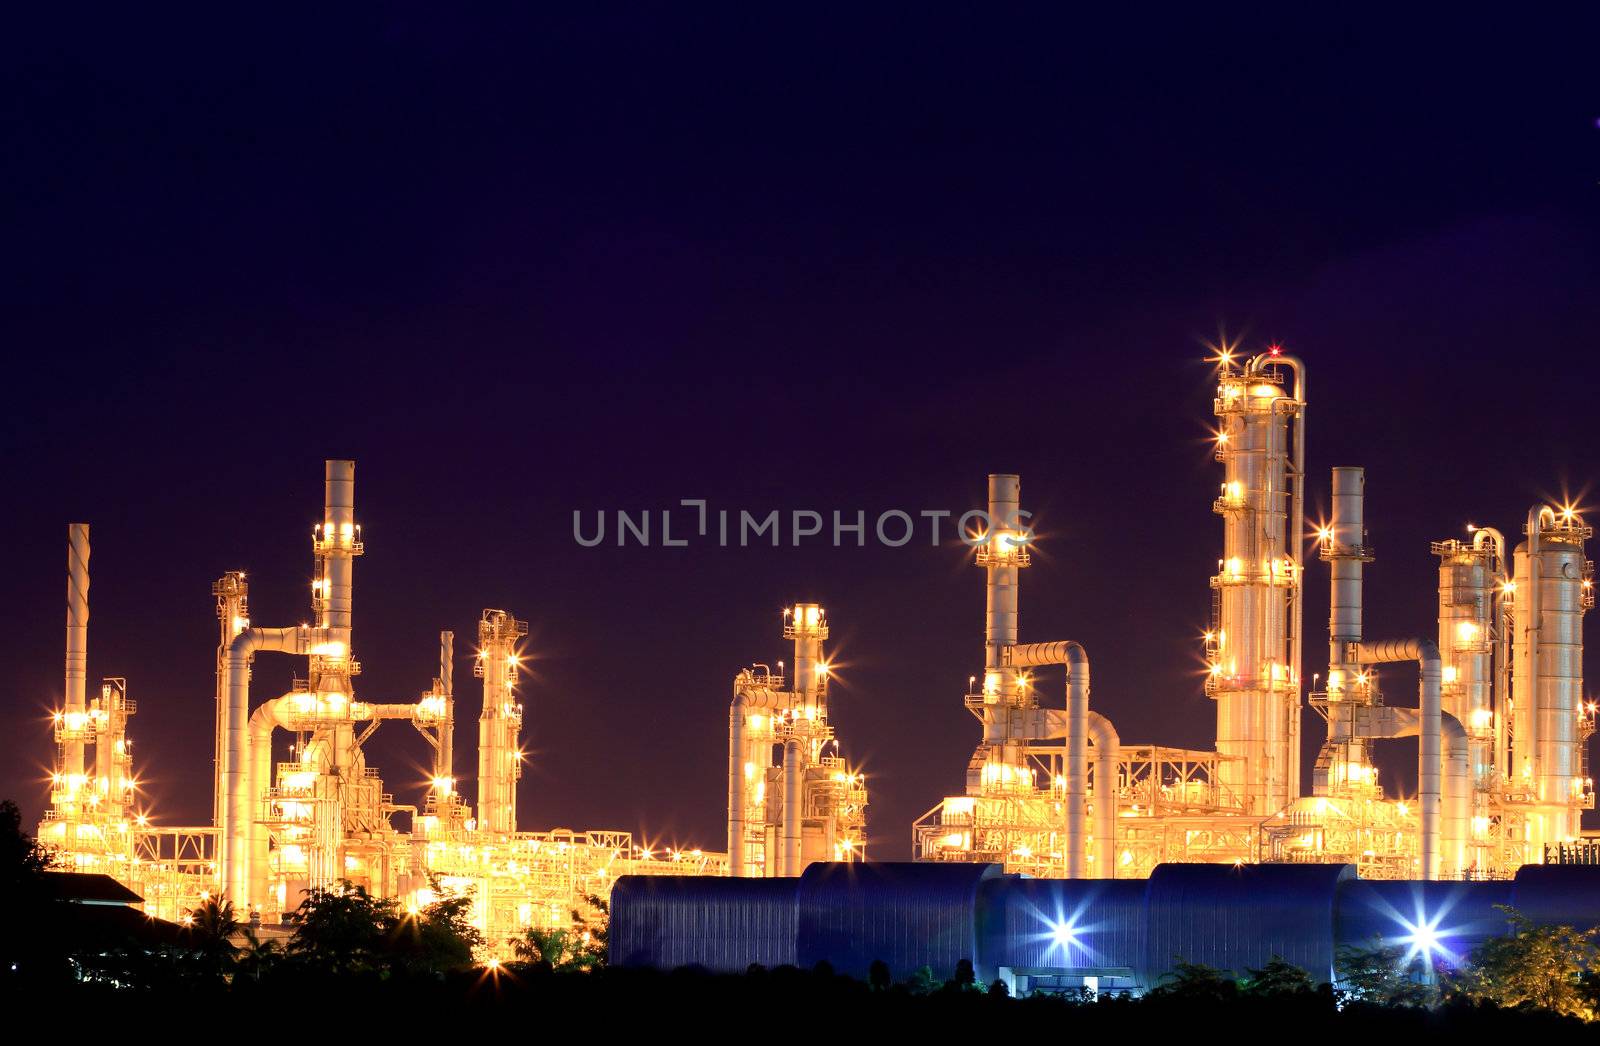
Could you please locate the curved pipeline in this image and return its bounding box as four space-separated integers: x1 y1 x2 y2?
1353 638 1444 879
1008 641 1091 877
224 625 313 906
1087 711 1121 878
247 695 296 911
1249 353 1307 798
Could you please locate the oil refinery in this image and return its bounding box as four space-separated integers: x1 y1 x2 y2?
611 347 1600 989
30 350 1600 970
912 348 1596 881
36 461 740 955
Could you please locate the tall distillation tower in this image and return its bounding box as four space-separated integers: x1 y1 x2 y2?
727 604 867 876
1206 351 1306 814
1512 507 1595 856
475 609 528 836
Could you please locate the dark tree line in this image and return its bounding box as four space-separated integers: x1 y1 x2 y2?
4 796 1599 1027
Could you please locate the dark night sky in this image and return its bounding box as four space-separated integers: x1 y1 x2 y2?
3 8 1599 856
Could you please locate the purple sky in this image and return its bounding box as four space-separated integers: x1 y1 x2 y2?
3 9 1599 855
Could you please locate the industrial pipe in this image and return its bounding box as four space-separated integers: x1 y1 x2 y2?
1008 640 1091 878
1087 711 1120 878
247 694 296 911
438 631 454 780
1442 712 1470 875
1251 353 1308 800
1472 527 1511 780
782 738 803 876
1353 638 1443 879
224 624 313 905
64 524 90 781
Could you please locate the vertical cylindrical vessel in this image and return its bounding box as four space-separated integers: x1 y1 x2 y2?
320 460 355 636
1433 539 1494 817
64 524 90 781
1512 507 1590 854
1315 467 1374 796
1210 368 1297 813
1328 468 1365 659
985 474 1020 673
476 609 527 835
790 603 826 708
212 572 249 828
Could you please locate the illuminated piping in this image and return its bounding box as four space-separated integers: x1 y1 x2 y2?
224 625 313 905
782 738 803 875
1086 711 1120 878
1008 640 1093 878
1249 352 1307 799
1352 638 1444 879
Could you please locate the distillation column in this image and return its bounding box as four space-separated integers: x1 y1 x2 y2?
1433 529 1501 872
972 475 1031 791
213 571 249 827
1209 356 1304 813
1315 467 1375 796
1512 507 1593 856
728 603 866 876
311 460 362 776
476 609 527 835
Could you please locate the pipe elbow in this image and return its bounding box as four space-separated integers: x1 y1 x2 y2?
1354 637 1439 668
1086 710 1120 750
248 696 292 733
230 625 311 662
1007 639 1090 685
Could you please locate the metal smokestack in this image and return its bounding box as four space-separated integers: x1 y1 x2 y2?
64 524 89 780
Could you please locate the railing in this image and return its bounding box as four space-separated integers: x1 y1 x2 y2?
1546 840 1600 865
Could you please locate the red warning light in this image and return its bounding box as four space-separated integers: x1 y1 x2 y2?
1268 343 1283 357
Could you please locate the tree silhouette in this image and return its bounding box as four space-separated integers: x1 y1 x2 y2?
1147 960 1239 1002
1242 955 1316 997
183 896 241 982
286 881 399 975
0 799 67 985
1453 905 1596 1019
1335 939 1434 1008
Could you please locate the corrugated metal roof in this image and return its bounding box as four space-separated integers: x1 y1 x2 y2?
978 876 1147 976
1142 863 1353 984
1511 864 1600 932
796 861 1004 981
608 862 1600 988
609 875 799 972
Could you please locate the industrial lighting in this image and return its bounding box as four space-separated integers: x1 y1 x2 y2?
1399 913 1446 967
1051 920 1078 948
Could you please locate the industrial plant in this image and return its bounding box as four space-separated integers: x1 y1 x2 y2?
30 349 1600 980
610 347 1600 990
912 348 1595 880
36 461 739 955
